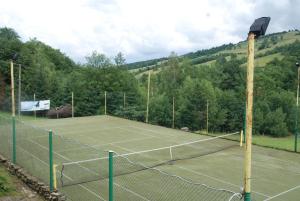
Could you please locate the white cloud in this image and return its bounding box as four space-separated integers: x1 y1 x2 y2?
0 0 298 63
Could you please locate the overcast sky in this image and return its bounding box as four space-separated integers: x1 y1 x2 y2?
0 0 299 63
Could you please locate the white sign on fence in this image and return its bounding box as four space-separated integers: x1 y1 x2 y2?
21 100 50 111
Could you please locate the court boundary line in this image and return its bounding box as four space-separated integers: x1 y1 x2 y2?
263 184 300 201
177 166 270 199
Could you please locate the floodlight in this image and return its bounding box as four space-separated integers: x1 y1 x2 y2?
12 53 18 61
249 17 271 38
296 62 300 68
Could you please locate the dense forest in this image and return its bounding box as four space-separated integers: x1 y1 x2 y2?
1 27 300 137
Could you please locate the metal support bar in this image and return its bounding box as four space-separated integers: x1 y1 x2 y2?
109 151 114 201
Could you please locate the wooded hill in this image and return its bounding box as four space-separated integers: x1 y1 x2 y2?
1 27 300 137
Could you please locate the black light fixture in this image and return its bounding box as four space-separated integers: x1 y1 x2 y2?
12 53 18 61
249 17 271 38
296 62 299 68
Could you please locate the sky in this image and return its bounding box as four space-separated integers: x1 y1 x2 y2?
0 0 299 63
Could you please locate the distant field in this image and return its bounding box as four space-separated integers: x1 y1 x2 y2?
133 31 300 78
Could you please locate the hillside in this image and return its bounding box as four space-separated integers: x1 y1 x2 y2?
1 27 300 137
131 30 300 77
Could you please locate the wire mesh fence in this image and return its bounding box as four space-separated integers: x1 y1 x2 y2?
0 113 243 201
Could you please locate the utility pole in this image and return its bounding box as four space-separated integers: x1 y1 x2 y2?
146 71 151 123
295 62 300 152
172 96 175 128
34 93 36 119
71 92 74 118
244 17 270 201
18 64 21 117
206 100 209 134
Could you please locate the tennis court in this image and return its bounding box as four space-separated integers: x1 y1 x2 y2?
1 115 300 201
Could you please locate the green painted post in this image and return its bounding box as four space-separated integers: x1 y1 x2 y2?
49 130 54 192
295 106 298 152
243 102 246 143
244 192 251 201
12 117 16 163
109 151 114 201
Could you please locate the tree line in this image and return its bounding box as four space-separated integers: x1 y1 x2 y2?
1 27 300 137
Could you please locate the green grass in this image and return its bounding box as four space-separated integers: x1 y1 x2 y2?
252 135 296 152
0 164 18 197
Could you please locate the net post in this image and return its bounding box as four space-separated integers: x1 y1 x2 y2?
240 130 243 147
169 147 173 161
53 164 58 190
109 151 114 201
105 91 107 115
49 130 54 192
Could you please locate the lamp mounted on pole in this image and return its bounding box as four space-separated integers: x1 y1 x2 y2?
244 17 270 201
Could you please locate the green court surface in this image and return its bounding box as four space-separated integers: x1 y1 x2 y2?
1 115 300 201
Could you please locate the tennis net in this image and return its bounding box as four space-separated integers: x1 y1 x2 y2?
60 132 240 187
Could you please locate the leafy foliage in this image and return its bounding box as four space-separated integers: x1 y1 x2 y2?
1 27 300 137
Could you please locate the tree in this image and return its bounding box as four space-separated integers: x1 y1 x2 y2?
0 27 20 40
114 52 126 67
85 51 112 68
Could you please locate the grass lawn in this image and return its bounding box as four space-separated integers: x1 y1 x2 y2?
252 134 297 152
0 164 18 197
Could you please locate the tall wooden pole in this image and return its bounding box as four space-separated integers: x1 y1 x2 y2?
206 100 209 134
33 93 36 119
71 92 74 118
146 71 151 123
123 92 126 109
10 61 16 163
295 68 299 152
11 61 15 117
105 91 107 115
172 96 175 128
244 33 255 201
18 64 21 117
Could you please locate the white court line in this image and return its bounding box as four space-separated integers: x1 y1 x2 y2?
26 138 149 201
54 126 131 136
128 125 178 137
119 127 159 138
16 146 106 201
263 184 300 201
59 136 154 153
114 183 151 201
177 166 270 199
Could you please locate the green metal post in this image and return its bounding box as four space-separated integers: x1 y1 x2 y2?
109 151 114 201
12 117 16 163
295 106 298 152
49 130 54 192
244 192 251 201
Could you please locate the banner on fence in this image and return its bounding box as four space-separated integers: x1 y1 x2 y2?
21 100 50 111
